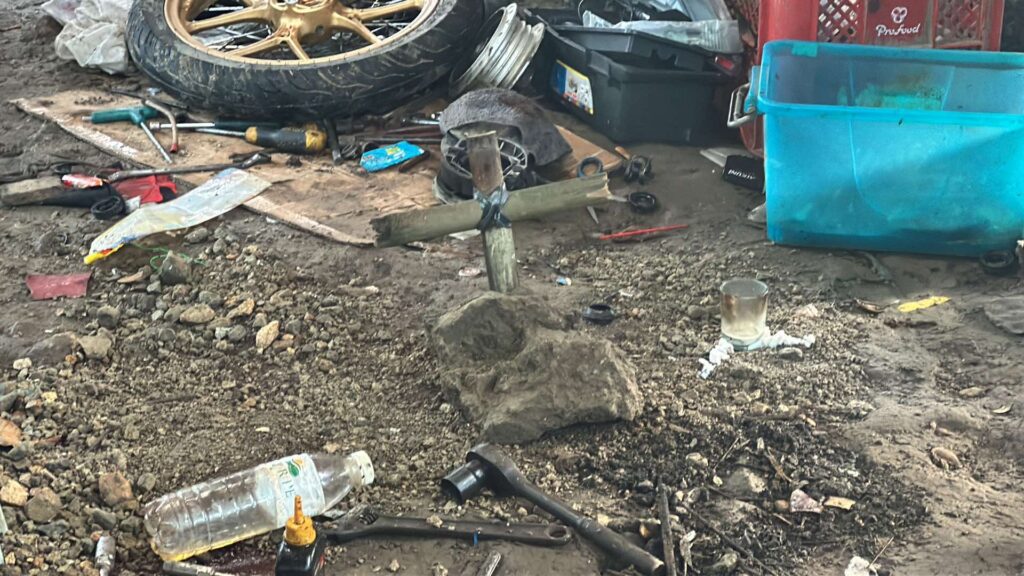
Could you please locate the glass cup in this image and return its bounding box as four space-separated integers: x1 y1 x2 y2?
720 278 769 349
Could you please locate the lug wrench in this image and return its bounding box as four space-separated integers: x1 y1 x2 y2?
106 152 271 183
323 505 572 547
442 444 665 576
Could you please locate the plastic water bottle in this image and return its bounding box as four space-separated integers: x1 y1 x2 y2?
144 451 374 561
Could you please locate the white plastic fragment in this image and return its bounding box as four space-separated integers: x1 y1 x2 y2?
844 556 879 576
698 338 733 379
53 0 133 74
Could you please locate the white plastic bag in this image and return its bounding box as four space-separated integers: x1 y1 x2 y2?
583 11 742 53
53 0 132 74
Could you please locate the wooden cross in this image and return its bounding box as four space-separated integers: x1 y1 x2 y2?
370 130 612 293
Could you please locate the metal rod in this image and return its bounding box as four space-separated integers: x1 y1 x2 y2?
140 124 173 164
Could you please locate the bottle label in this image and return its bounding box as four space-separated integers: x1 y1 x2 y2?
264 454 326 525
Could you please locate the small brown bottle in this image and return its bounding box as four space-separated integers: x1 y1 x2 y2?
275 496 327 576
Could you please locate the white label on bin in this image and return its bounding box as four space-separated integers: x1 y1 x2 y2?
551 60 594 116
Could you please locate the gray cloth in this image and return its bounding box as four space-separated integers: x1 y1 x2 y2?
440 88 571 167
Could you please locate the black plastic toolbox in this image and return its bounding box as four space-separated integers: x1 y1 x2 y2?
525 9 729 145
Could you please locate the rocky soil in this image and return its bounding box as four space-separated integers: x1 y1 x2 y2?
0 2 1022 576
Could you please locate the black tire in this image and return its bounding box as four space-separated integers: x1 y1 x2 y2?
125 0 482 120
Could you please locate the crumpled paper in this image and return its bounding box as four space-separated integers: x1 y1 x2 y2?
51 0 132 74
698 330 816 379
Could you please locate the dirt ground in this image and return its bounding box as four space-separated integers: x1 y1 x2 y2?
1 3 1023 576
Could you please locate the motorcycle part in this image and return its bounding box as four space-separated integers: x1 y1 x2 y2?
91 195 127 220
323 505 572 547
127 0 482 120
624 155 654 184
440 88 570 167
442 444 665 576
628 192 658 214
582 303 615 325
577 157 604 178
449 4 544 96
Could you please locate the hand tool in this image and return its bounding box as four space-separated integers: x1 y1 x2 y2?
323 120 343 165
106 152 271 183
442 444 665 576
473 551 502 576
194 126 327 154
323 505 572 546
149 120 282 131
144 99 179 155
656 485 677 576
85 106 173 164
163 561 236 576
398 149 432 173
597 224 688 241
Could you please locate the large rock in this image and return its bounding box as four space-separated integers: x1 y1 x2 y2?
26 332 78 365
434 293 641 444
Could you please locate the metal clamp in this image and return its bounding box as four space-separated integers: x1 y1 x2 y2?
727 82 756 128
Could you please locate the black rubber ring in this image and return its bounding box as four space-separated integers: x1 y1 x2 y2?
91 195 125 221
582 303 615 325
628 192 659 214
577 157 605 178
979 250 1017 276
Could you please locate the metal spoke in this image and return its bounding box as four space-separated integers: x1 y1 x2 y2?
350 0 422 22
329 13 382 44
284 35 311 60
228 30 285 56
187 3 270 33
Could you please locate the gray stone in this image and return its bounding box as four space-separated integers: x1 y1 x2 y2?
26 332 77 365
707 552 739 575
89 507 117 530
79 334 113 361
434 293 642 444
96 305 121 329
136 473 157 494
25 487 61 523
198 291 223 308
184 227 212 244
158 252 192 286
722 468 767 500
227 325 247 343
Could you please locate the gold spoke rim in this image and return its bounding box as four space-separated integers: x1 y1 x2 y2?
185 3 271 33
165 0 438 65
329 12 381 44
348 0 422 21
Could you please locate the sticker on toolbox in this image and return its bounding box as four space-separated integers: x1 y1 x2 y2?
550 60 594 116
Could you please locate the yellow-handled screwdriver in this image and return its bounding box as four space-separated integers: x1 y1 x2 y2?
197 125 327 154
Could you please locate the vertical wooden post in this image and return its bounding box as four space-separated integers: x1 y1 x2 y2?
466 130 519 293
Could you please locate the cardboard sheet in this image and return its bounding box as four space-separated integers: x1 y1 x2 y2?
13 89 620 245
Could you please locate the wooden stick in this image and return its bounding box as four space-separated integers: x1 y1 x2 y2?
370 173 611 247
466 130 518 293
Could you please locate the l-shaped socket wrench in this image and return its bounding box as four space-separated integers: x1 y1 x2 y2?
442 444 665 576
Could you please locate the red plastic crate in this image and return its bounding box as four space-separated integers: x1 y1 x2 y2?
726 0 1005 157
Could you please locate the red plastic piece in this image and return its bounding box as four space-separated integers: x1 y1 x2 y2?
25 272 91 301
111 175 178 205
727 0 1006 157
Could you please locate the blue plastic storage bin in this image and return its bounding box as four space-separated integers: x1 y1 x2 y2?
752 41 1024 257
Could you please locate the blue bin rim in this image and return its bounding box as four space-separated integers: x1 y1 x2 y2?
755 40 1024 127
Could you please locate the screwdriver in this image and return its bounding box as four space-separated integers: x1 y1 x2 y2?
196 125 327 154
84 106 173 164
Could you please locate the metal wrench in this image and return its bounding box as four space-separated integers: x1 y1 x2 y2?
106 152 271 183
323 505 572 547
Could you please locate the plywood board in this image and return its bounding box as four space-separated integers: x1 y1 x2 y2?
13 89 620 245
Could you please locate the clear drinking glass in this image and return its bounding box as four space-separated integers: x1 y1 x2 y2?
720 278 768 349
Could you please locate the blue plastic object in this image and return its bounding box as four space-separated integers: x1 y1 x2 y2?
360 141 424 172
754 40 1024 257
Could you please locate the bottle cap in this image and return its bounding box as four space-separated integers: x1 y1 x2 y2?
350 450 375 487
284 496 317 547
